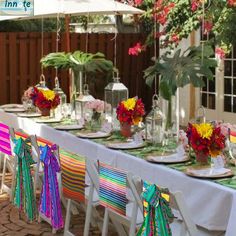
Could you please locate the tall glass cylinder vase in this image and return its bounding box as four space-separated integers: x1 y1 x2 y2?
71 68 84 113
161 89 180 146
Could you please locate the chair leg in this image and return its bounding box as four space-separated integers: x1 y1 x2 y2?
129 203 138 236
0 155 7 194
64 199 72 236
84 185 94 236
102 208 109 236
10 155 17 202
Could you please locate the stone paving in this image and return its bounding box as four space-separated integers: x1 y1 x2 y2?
0 192 115 236
0 175 117 236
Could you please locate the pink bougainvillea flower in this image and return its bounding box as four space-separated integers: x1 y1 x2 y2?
134 0 143 6
228 0 236 7
171 33 179 43
128 42 143 56
215 47 226 59
203 21 213 34
191 0 200 11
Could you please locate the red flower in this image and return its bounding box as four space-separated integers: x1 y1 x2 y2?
134 0 143 6
171 33 179 43
128 42 143 56
203 21 213 34
215 47 226 59
31 87 60 110
116 97 145 125
191 0 200 12
228 0 236 7
187 123 226 157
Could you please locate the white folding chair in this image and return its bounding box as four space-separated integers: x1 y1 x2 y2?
34 141 64 234
0 124 18 201
63 157 102 236
102 171 199 236
226 128 236 164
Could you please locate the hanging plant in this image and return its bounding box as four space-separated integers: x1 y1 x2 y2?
41 50 115 74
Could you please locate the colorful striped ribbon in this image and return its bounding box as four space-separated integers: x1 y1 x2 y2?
13 137 37 221
60 149 86 203
99 162 127 216
137 182 174 236
0 122 12 155
38 144 64 230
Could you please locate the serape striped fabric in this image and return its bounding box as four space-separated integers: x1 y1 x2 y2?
15 131 53 147
229 129 236 144
0 122 12 155
137 181 173 236
99 162 127 216
60 149 86 203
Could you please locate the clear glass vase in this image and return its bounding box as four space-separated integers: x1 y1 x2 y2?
90 111 102 131
161 91 180 146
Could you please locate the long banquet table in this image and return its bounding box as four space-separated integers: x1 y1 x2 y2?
1 109 236 236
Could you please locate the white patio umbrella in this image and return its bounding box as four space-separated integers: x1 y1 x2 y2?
0 0 143 21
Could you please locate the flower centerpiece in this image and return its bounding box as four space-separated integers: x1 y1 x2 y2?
31 87 60 116
22 86 35 112
116 97 145 137
85 99 105 131
187 122 226 165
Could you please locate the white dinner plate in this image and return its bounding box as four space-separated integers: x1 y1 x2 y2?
4 107 26 113
76 131 111 139
185 167 234 179
0 104 24 109
17 112 41 118
146 154 190 164
35 118 62 123
107 141 145 150
54 124 83 130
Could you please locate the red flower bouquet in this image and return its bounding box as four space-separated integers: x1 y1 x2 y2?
31 87 60 110
186 123 226 159
116 97 145 125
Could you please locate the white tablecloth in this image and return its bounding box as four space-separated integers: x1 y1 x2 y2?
1 110 236 235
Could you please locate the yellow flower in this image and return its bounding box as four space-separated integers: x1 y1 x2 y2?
40 89 56 101
193 123 213 139
123 97 136 110
209 149 221 157
132 116 142 125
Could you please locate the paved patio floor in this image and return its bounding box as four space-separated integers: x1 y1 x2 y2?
0 174 117 236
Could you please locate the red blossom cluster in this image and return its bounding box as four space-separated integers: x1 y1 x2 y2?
191 0 202 12
116 98 145 125
215 47 226 59
128 42 144 56
203 20 213 35
134 0 143 6
186 123 226 157
153 0 175 25
31 87 60 110
228 0 236 7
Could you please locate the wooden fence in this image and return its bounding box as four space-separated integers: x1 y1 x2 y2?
0 32 156 110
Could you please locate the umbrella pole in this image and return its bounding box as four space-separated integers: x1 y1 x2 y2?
65 14 72 101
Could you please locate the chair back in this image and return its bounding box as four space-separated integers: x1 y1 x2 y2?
98 162 127 216
129 175 199 236
60 149 86 203
0 122 12 155
227 128 236 161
